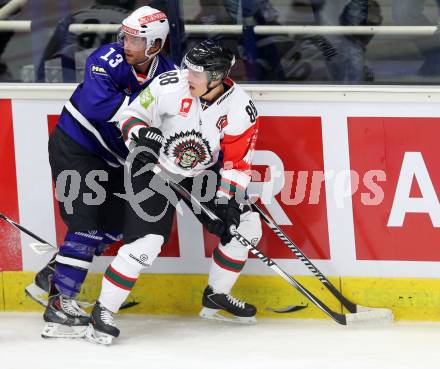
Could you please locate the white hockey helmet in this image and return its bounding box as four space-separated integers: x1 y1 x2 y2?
118 6 169 58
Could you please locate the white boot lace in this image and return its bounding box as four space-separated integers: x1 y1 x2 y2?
60 296 87 317
226 295 245 309
100 307 116 327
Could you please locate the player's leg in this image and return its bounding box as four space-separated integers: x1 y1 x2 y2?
201 209 262 323
87 233 165 343
185 170 263 323
26 231 122 307
38 127 124 338
86 167 175 345
41 231 107 338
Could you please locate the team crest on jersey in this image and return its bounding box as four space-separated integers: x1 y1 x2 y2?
216 115 228 131
164 130 213 169
90 65 108 79
179 98 193 117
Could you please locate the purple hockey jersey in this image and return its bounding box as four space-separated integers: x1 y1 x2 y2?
57 42 176 167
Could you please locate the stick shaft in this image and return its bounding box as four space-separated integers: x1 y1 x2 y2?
251 203 357 313
154 168 347 324
0 212 55 249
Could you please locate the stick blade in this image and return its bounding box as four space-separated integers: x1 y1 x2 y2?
25 282 48 306
30 242 55 254
266 304 308 313
120 301 140 310
346 308 394 326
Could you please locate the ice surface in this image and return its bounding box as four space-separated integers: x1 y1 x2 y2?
1 313 439 369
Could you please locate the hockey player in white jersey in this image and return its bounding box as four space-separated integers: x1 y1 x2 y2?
85 39 262 345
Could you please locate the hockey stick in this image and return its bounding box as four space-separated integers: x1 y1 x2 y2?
152 167 392 325
0 212 138 310
250 203 393 317
0 212 56 254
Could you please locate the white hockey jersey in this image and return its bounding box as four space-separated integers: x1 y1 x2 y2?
118 69 259 198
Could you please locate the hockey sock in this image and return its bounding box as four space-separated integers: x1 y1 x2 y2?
208 211 262 293
208 244 247 294
99 256 139 313
99 234 164 312
53 231 105 297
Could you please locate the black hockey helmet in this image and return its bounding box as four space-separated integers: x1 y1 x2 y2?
182 39 235 83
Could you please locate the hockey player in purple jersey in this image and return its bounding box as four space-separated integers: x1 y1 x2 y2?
27 6 176 339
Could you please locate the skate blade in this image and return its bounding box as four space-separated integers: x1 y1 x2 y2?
84 325 114 345
25 283 48 307
41 323 87 339
199 307 257 324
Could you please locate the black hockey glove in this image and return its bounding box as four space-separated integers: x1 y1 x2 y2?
132 127 164 167
205 197 242 245
204 216 226 242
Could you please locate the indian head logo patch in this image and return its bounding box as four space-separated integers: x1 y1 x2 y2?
179 98 193 117
164 130 213 169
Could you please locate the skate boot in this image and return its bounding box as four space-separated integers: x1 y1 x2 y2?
85 301 119 345
199 286 257 324
41 293 90 339
25 255 55 306
25 255 94 309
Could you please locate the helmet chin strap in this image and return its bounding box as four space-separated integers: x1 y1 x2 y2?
200 79 223 99
136 44 160 67
136 58 150 66
200 86 215 98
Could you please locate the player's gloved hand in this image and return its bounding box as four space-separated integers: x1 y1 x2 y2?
204 214 226 242
214 196 242 245
132 127 164 167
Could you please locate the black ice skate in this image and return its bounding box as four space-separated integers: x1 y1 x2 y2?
85 301 119 345
24 255 55 307
41 293 90 339
200 286 257 324
25 255 94 309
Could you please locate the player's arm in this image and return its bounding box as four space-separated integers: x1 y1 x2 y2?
218 98 259 199
117 81 162 149
205 97 259 245
118 70 180 150
116 78 166 167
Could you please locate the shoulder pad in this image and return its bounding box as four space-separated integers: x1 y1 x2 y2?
225 86 257 134
146 70 189 114
152 70 187 95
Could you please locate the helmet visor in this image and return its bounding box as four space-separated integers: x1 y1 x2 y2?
117 30 148 52
181 56 209 83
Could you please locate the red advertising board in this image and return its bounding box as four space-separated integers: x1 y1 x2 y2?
0 99 22 271
349 117 440 261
